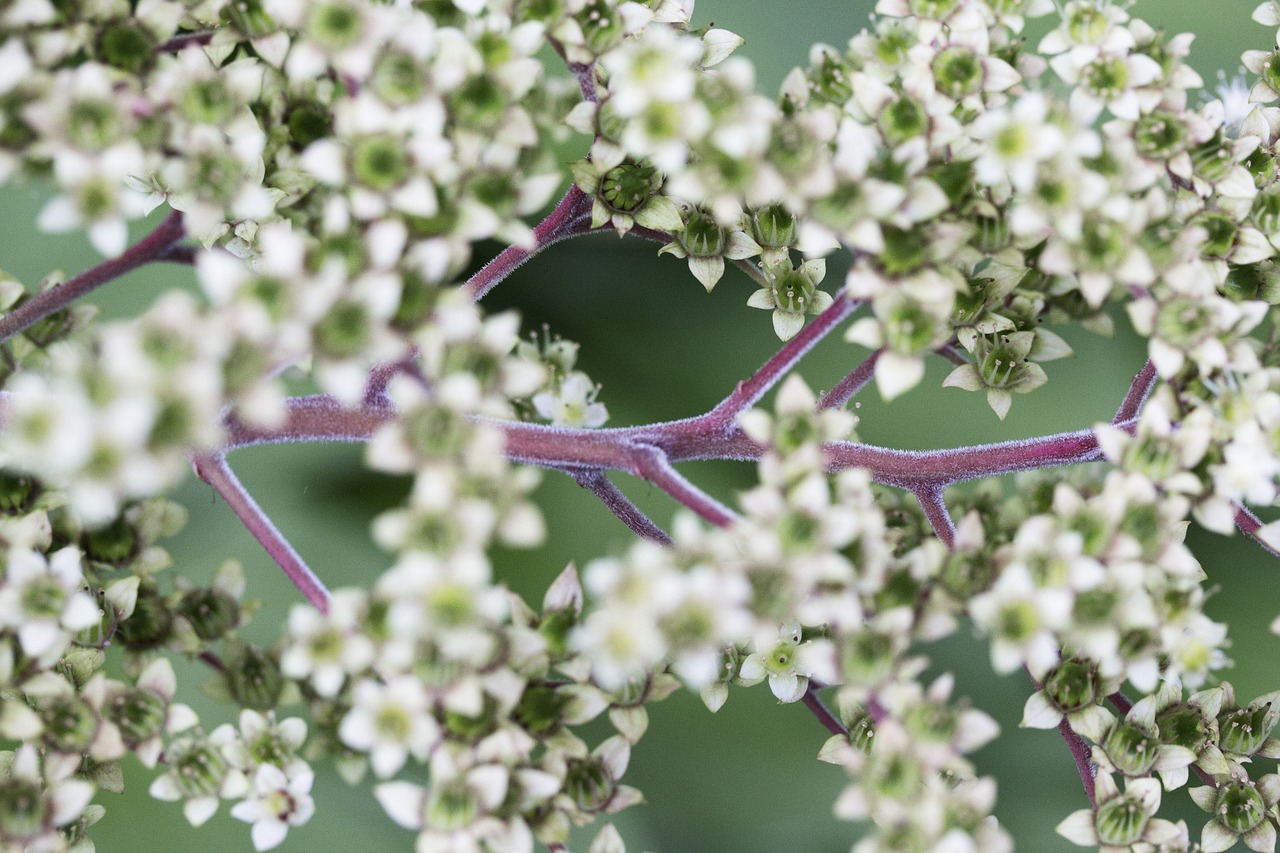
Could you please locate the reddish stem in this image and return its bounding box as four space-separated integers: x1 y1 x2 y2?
0 209 186 345
914 486 956 549
697 295 859 432
819 348 880 411
464 186 595 301
802 683 847 736
1235 504 1280 559
1059 716 1097 806
1114 360 1157 423
191 452 331 613
571 468 673 545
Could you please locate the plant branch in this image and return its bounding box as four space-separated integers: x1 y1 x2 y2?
0 209 186 345
802 683 847 736
695 294 859 432
570 468 673 545
819 348 880 411
1114 360 1157 423
626 443 738 527
1234 504 1280 559
464 185 595 300
190 451 331 613
913 486 956 549
1059 716 1097 806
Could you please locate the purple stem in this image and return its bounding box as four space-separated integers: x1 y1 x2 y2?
157 30 215 52
570 468 673 545
0 209 186 345
627 442 738 528
696 294 860 432
1107 691 1133 715
191 451 331 613
1114 360 1157 424
1058 716 1097 806
914 486 956 549
464 186 595 301
1235 504 1280 559
802 683 847 736
819 349 881 411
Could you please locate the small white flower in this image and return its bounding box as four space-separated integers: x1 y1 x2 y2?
230 764 315 851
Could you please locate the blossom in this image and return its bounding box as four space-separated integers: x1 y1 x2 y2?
229 765 315 851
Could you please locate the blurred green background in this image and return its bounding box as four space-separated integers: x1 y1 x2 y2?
2 0 1276 850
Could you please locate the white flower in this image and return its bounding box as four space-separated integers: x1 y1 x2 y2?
0 547 99 662
230 764 315 851
533 373 608 428
339 676 441 777
739 622 835 703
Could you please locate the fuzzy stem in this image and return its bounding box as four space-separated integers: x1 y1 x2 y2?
802 683 847 736
464 186 595 301
819 349 881 411
1114 360 1157 423
696 294 859 432
914 486 956 549
1059 716 1097 806
0 209 186 346
571 468 673 545
191 451 331 613
1235 504 1280 559
627 443 738 527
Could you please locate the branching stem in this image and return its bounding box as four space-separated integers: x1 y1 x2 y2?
191 451 331 613
570 469 673 545
464 186 595 300
0 209 186 346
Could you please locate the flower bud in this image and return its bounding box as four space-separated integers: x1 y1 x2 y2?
109 688 167 746
224 645 284 711
1102 720 1160 777
115 584 173 651
564 756 613 812
179 589 241 642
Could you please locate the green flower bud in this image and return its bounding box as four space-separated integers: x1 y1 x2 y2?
1219 697 1280 756
426 779 478 831
515 685 570 736
751 204 797 251
1066 4 1109 43
285 100 333 152
116 584 173 650
179 589 240 641
1043 658 1100 714
83 516 138 567
1194 212 1238 258
579 0 623 54
840 628 897 686
352 135 409 192
599 161 662 215
1157 704 1211 753
1213 780 1268 834
97 22 156 74
1224 261 1280 304
1133 111 1187 160
679 208 727 258
0 471 38 515
1245 144 1277 187
1103 720 1160 777
932 47 983 99
109 688 166 746
0 777 49 841
314 301 370 359
372 52 427 106
444 695 498 741
170 741 229 798
306 1 363 49
1094 791 1151 847
41 696 100 754
1191 135 1237 184
564 756 613 812
225 645 284 711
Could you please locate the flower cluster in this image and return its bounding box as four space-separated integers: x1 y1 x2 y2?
5 0 1280 851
